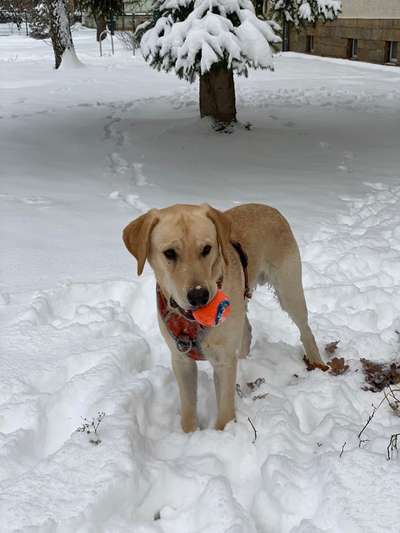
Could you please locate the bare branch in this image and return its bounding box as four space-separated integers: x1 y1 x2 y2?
76 411 106 445
339 441 347 458
384 386 400 416
387 433 400 461
357 396 386 447
248 417 257 444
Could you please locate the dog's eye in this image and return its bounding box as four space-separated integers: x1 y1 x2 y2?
201 245 212 257
164 249 177 261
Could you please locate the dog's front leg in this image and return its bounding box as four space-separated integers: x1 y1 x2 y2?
212 358 237 431
172 353 198 433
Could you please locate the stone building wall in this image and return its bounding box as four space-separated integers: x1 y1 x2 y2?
340 0 400 19
289 18 400 66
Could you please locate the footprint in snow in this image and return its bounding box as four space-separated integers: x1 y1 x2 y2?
319 141 331 149
0 292 10 305
108 152 129 175
0 195 54 207
132 162 149 186
21 196 54 206
337 163 352 173
126 194 148 212
109 191 148 212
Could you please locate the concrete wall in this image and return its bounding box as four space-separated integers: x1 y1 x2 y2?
340 0 400 20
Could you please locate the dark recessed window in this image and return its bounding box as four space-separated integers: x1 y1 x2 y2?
349 38 358 59
306 35 314 53
388 41 398 63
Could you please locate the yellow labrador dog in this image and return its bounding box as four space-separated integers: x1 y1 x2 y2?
123 204 327 432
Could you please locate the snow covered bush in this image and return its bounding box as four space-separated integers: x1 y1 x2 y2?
78 0 124 41
139 0 341 125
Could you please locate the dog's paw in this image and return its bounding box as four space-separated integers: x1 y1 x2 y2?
303 355 329 372
215 415 236 431
181 415 198 433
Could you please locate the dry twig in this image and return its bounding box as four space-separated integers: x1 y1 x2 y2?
252 393 269 401
387 433 400 460
357 397 386 448
77 411 106 445
384 386 400 416
236 383 244 398
339 441 347 458
246 378 265 391
248 417 257 444
236 378 266 399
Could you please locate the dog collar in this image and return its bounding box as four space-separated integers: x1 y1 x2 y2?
230 240 252 299
157 285 207 361
156 241 250 361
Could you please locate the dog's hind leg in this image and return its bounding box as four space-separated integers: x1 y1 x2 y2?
239 315 252 359
270 251 327 370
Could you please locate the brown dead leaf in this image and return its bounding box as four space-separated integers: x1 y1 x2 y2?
361 358 400 392
325 340 340 355
328 357 349 376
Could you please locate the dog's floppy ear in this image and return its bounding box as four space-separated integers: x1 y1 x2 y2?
123 209 159 275
205 205 231 265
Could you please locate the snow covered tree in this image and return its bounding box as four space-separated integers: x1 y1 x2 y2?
269 0 341 26
139 0 341 126
2 0 33 29
46 0 79 68
78 0 124 42
30 2 50 39
140 0 281 125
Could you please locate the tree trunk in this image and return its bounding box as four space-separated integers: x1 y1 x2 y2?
95 14 107 42
199 66 237 125
46 0 77 69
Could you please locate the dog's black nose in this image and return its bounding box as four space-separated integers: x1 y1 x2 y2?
187 287 209 307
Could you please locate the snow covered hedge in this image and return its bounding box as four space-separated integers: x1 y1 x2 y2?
140 0 282 82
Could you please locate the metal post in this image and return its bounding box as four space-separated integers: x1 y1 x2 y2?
111 32 114 55
24 10 28 36
99 30 108 56
132 14 136 56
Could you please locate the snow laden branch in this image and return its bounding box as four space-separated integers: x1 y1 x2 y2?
270 0 341 26
141 0 281 82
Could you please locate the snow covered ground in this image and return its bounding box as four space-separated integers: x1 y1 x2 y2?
1 27 400 533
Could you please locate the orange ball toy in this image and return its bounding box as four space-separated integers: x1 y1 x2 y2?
192 290 231 328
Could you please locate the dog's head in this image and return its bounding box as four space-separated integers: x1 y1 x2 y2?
123 204 231 310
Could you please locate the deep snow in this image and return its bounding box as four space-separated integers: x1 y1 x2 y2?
1 27 400 533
